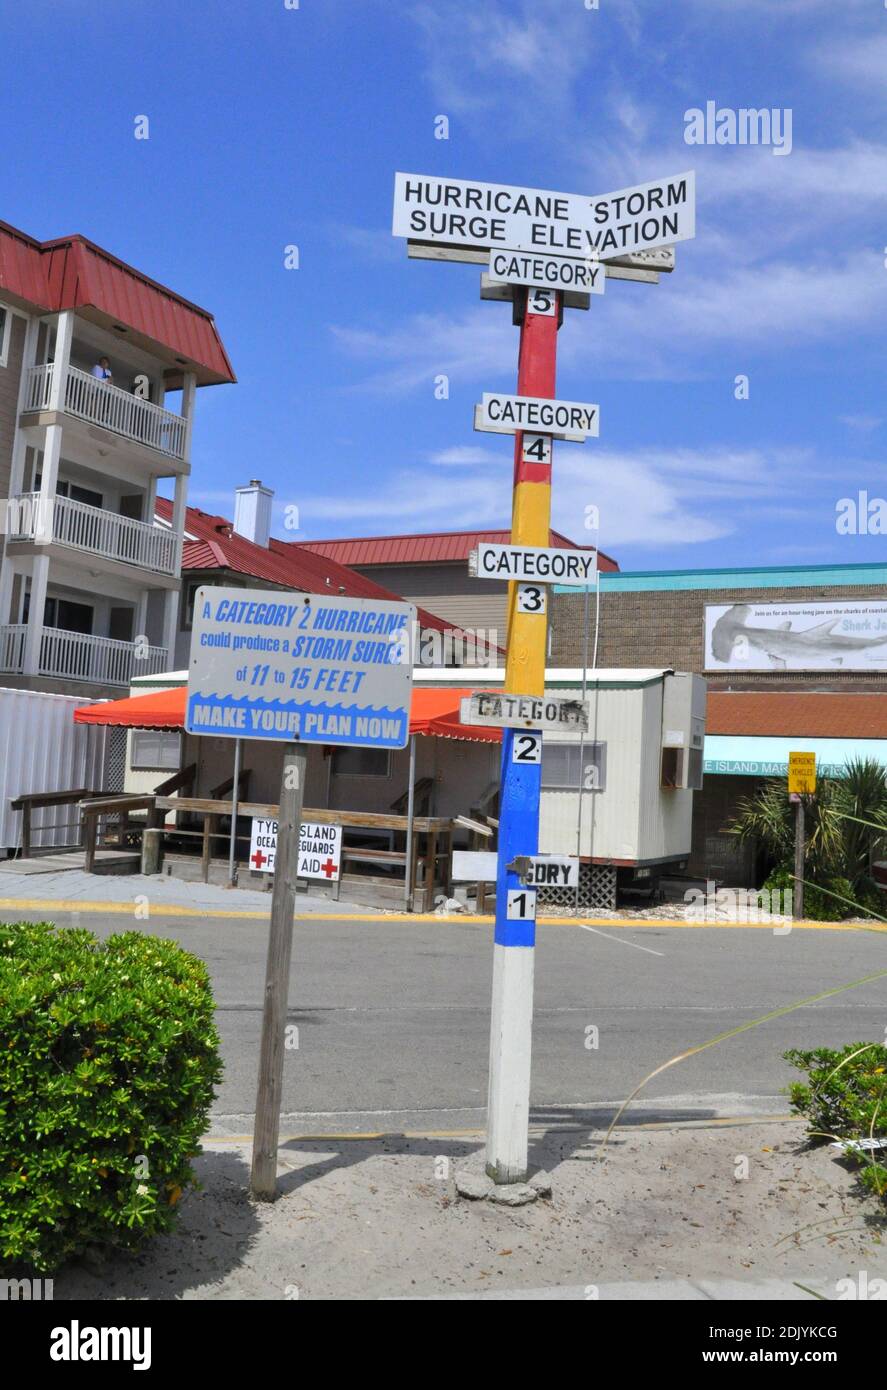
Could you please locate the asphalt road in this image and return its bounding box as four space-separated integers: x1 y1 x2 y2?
4 907 886 1131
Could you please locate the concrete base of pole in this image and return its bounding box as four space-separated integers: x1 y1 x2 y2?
485 942 535 1184
456 1169 552 1206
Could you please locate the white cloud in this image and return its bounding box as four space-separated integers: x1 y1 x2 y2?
428 445 500 466
809 34 887 87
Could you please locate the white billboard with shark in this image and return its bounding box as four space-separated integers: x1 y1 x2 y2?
705 601 887 671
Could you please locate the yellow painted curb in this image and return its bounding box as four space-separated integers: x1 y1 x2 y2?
0 898 884 932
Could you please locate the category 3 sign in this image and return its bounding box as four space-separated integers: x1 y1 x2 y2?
186 587 416 746
705 601 887 672
393 171 695 259
469 543 597 586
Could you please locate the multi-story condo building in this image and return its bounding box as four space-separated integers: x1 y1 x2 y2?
0 219 233 697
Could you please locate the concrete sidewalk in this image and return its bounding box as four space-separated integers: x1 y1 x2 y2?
0 866 375 916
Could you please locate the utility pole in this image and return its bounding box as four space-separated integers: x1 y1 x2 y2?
486 290 560 1185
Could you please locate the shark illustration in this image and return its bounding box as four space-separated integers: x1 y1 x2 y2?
710 604 887 670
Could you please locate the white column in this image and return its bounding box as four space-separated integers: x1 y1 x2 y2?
486 944 535 1183
170 470 188 576
180 371 197 461
162 587 180 671
47 311 74 412
34 422 63 545
0 557 15 628
135 590 149 643
22 554 50 675
0 317 40 616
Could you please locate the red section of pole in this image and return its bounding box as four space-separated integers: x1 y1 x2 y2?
513 298 560 488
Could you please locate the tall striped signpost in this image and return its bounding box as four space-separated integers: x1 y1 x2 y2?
393 169 695 1185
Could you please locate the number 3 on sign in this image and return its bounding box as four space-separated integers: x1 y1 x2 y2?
513 732 542 764
517 583 546 614
507 889 537 921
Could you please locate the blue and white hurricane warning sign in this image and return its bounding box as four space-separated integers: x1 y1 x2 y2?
186 587 416 748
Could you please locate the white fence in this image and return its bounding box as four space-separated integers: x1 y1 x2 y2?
25 363 187 460
0 624 167 686
9 492 176 574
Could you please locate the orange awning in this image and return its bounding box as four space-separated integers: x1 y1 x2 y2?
74 683 502 743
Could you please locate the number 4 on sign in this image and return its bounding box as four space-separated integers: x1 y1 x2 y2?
522 434 552 465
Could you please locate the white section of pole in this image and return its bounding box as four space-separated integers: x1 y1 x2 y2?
485 942 535 1184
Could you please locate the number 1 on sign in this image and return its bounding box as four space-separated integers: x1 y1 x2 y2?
507 889 537 921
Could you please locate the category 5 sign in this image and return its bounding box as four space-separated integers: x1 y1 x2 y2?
186 587 416 746
705 601 887 673
489 249 605 295
249 817 343 880
461 691 589 732
469 543 597 586
476 393 599 439
393 171 695 259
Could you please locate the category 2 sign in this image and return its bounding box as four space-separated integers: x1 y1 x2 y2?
249 817 343 880
393 171 695 259
186 587 416 747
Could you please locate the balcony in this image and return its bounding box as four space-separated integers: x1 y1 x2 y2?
7 492 177 576
24 363 187 462
0 624 168 687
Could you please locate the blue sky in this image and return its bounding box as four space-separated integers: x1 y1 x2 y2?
3 0 885 571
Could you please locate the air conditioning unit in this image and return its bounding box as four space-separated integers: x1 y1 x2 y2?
660 673 707 791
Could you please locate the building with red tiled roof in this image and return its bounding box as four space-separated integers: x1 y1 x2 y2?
154 491 501 671
286 526 615 641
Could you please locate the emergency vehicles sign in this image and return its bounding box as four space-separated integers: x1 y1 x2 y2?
186 587 416 747
249 817 343 881
393 171 695 259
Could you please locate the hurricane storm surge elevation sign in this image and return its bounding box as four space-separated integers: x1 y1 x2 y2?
392 171 695 259
186 587 416 747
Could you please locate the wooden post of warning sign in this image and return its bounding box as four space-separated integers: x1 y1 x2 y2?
251 741 306 1200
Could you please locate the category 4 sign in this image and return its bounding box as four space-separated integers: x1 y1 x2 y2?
186 587 416 748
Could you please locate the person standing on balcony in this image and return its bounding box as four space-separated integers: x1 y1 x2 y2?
91 356 113 382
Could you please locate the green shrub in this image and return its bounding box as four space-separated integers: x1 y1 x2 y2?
0 921 222 1272
784 1042 887 1201
763 865 881 921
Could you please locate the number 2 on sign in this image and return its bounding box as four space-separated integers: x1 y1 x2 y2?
507 889 537 921
513 732 542 764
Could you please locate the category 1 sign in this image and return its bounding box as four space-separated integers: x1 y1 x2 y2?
186 587 416 747
249 817 343 880
461 691 589 732
469 543 598 586
489 249 605 295
476 393 599 439
393 171 695 259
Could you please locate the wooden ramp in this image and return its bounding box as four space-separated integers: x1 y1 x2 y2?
0 850 141 876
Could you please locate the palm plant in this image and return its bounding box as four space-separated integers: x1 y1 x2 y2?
729 757 887 901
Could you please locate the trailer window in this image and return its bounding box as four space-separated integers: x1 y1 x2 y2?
542 742 606 792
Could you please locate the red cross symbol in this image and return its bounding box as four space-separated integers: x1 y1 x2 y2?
320 857 337 879
251 848 268 869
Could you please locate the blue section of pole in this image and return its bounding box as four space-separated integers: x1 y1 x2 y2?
494 727 541 947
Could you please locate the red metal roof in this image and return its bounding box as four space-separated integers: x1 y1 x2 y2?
0 220 234 387
156 499 498 648
288 528 619 571
707 692 887 740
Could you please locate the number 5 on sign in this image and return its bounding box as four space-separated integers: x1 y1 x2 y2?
527 287 556 316
507 889 537 921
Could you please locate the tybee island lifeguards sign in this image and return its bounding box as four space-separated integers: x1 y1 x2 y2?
186 587 416 747
392 170 695 258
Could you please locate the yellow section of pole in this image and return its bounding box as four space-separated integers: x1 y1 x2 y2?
504 476 552 697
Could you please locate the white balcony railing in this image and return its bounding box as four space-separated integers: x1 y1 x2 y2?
0 624 167 687
25 363 187 461
8 493 177 576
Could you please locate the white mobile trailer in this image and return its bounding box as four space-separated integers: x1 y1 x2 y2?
537 670 706 879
